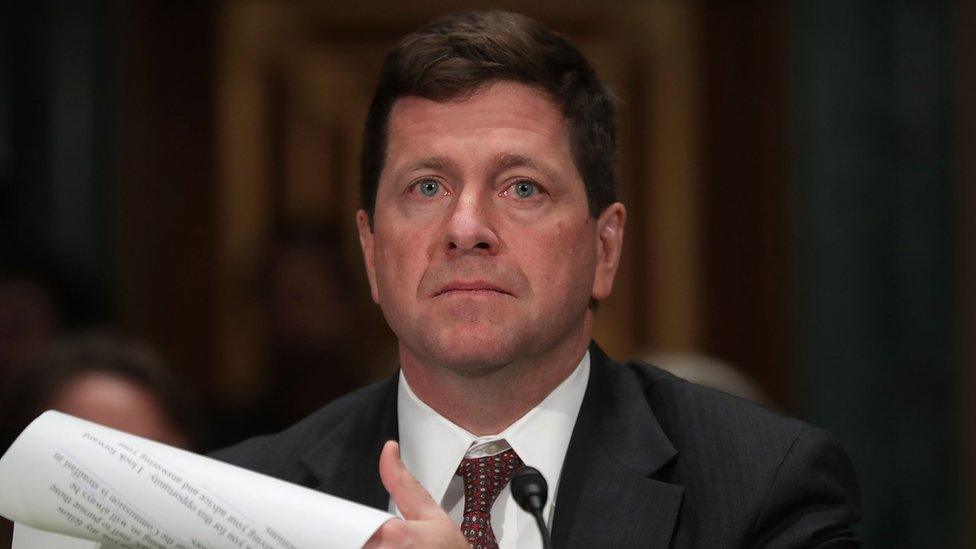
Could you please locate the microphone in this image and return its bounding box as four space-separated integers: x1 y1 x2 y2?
511 466 552 549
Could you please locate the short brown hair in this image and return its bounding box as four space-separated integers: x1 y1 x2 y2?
360 10 618 225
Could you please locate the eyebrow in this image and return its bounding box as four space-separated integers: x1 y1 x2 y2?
391 156 454 182
402 157 449 172
491 153 562 183
391 153 561 182
492 153 537 172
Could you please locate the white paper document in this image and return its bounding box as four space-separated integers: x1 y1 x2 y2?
0 411 393 549
13 522 100 548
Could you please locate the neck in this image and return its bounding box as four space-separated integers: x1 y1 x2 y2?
400 314 593 436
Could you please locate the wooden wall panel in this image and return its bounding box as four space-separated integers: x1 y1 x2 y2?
117 2 218 395
700 1 789 408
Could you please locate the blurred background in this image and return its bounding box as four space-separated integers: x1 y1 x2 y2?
0 0 971 547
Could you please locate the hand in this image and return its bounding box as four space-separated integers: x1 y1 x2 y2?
363 441 470 549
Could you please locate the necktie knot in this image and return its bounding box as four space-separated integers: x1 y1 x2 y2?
456 447 523 549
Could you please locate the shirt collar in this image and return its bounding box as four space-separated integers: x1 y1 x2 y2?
397 351 591 507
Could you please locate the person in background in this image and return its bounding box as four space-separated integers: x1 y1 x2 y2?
212 228 396 447
262 228 394 426
0 332 202 548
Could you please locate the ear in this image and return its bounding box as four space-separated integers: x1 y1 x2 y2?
591 202 626 301
356 209 380 304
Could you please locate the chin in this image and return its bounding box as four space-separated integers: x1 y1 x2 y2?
424 324 521 371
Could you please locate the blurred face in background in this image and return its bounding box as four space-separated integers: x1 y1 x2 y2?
48 372 188 448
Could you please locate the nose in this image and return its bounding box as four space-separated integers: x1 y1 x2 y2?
443 192 499 256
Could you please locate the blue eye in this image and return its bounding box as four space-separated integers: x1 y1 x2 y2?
417 179 441 197
512 180 537 198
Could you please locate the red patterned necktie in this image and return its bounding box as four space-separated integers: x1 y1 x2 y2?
455 448 524 549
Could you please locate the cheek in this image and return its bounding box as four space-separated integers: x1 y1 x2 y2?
374 226 431 291
555 220 592 260
522 220 595 289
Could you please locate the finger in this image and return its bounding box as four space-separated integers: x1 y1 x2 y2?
379 440 442 521
362 518 408 549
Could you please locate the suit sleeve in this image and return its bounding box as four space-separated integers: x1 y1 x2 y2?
748 427 862 548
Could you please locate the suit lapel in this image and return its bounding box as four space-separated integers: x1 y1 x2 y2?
299 376 399 511
552 345 684 548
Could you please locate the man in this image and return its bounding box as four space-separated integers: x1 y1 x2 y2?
213 10 861 548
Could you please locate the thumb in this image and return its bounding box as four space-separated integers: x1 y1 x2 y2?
379 440 442 521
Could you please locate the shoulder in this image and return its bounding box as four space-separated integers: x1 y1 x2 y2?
621 360 861 546
208 377 394 482
624 360 809 455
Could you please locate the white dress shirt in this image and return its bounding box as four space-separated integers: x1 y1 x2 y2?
393 352 590 549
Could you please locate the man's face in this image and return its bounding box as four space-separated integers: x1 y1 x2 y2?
357 81 624 372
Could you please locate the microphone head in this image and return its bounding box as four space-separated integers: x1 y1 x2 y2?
511 465 548 513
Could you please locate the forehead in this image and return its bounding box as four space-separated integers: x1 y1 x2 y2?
384 81 573 167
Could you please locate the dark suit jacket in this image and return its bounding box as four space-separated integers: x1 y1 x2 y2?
212 344 861 548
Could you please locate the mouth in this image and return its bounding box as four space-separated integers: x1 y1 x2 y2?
433 281 512 298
